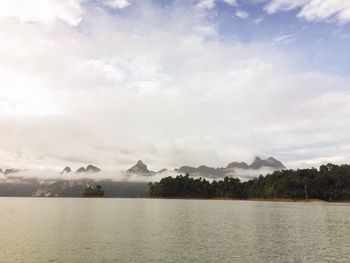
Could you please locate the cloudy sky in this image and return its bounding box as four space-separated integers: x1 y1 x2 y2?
0 0 350 171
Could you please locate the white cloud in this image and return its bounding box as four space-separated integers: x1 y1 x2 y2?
265 0 350 24
0 0 83 26
272 34 297 44
235 10 249 19
0 0 350 171
196 0 237 10
264 0 308 13
223 0 237 5
102 0 132 9
196 0 217 10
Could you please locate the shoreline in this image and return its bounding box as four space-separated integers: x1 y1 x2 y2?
146 196 340 203
1 196 350 203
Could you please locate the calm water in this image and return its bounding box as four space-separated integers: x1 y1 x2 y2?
0 198 350 263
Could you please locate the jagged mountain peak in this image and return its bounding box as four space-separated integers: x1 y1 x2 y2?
174 156 285 178
61 167 72 174
127 160 152 174
254 156 262 160
86 164 101 173
76 167 86 173
250 156 285 169
226 162 249 169
76 165 101 173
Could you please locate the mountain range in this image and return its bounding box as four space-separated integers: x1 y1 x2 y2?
1 156 285 179
126 156 286 178
0 156 285 197
60 165 101 174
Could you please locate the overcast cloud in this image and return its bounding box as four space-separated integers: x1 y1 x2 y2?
0 0 350 172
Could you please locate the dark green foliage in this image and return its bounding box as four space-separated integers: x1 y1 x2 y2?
149 173 243 199
83 184 104 197
149 164 350 201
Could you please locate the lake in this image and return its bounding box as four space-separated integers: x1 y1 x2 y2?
0 198 350 262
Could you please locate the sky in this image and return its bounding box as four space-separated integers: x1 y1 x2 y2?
0 0 350 171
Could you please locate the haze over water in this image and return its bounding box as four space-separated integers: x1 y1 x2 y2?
1 198 350 263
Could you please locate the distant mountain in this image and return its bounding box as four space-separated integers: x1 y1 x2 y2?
0 156 286 197
57 157 284 179
226 162 250 169
249 156 286 169
61 167 72 174
86 165 101 173
127 160 154 175
175 165 224 177
75 165 101 173
125 156 285 178
76 167 86 173
175 156 285 178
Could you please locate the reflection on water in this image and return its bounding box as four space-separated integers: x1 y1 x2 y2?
0 198 350 262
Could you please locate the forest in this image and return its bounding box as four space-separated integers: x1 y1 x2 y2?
82 185 104 197
149 163 350 201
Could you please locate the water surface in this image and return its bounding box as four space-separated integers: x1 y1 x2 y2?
0 198 349 262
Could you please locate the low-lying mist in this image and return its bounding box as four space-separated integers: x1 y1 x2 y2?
0 167 276 184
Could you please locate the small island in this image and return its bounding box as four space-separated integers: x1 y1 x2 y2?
82 185 104 197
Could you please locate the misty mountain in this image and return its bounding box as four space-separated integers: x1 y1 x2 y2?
127 160 155 175
175 165 224 177
0 157 285 197
61 167 72 174
226 162 250 169
175 156 285 178
57 156 285 179
75 165 101 173
249 157 286 169
125 156 285 178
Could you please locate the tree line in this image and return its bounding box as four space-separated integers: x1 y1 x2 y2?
149 163 350 201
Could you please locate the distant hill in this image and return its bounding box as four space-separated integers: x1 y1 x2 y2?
175 165 224 177
127 160 155 175
61 167 72 174
175 156 285 178
249 157 285 169
125 156 285 178
226 162 249 169
75 165 101 173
